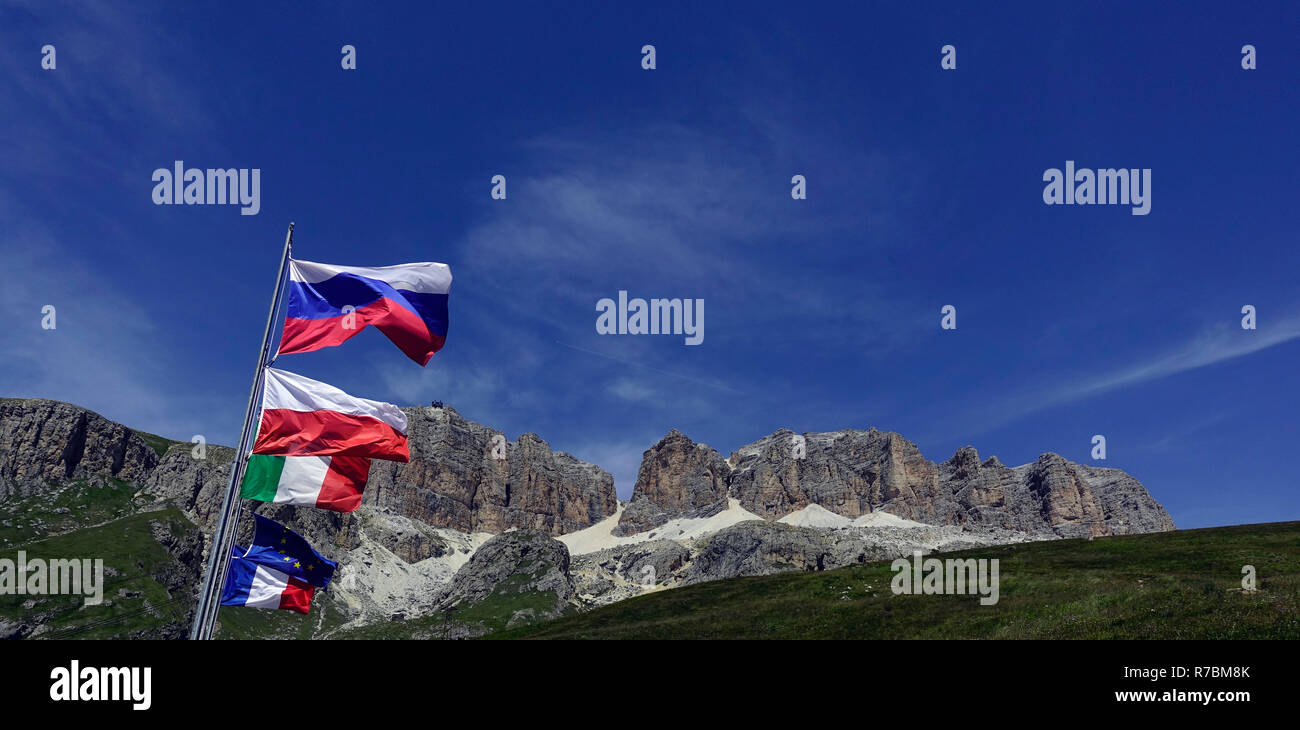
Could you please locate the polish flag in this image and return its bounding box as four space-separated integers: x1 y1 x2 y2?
252 367 409 462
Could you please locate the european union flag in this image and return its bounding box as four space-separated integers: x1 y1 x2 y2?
241 513 338 589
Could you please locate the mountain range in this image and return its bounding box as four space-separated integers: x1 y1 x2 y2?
0 396 1173 638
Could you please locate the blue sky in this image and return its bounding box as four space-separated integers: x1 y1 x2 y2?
2 2 1297 528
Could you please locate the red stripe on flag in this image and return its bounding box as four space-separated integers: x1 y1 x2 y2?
280 297 444 365
254 409 410 462
279 577 315 615
316 456 371 513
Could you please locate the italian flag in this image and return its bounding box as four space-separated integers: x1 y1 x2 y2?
240 453 371 513
221 552 315 614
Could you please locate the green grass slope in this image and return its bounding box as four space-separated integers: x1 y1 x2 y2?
494 521 1300 640
0 508 198 639
0 478 149 549
216 593 350 640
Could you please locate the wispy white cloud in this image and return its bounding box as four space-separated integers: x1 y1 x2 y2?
606 376 655 403
986 316 1300 429
0 227 229 440
555 340 743 395
0 5 231 440
1055 318 1300 404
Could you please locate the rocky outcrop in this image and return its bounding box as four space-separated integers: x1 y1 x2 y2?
728 428 945 522
434 529 575 635
140 443 236 530
572 539 692 603
339 509 451 564
617 427 1174 539
571 519 1040 603
3 400 617 539
363 406 617 536
1017 455 1177 538
438 530 574 608
614 430 731 536
0 399 159 500
682 522 844 582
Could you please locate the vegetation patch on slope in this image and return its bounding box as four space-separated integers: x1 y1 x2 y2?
0 508 198 639
0 478 149 549
493 522 1300 640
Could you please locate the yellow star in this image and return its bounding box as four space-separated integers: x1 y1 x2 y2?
283 556 291 562
294 562 301 569
306 564 315 571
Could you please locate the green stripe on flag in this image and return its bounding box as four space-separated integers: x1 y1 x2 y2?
241 454 286 502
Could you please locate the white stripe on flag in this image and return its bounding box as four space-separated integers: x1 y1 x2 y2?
289 259 452 295
276 456 332 505
247 565 290 609
262 368 408 433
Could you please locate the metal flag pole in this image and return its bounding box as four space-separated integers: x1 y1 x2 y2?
188 222 294 640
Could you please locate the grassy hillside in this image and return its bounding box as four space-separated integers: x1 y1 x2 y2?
131 429 184 458
494 521 1300 640
0 508 198 639
0 478 147 549
216 593 350 640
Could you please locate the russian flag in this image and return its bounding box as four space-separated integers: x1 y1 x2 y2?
220 549 316 615
253 367 410 462
279 259 451 366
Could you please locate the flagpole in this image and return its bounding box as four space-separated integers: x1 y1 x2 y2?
189 222 294 640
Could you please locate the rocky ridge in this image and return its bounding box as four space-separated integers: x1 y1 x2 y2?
617 427 1175 539
1 397 1177 638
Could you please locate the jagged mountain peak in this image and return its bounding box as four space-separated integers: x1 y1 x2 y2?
619 425 1174 539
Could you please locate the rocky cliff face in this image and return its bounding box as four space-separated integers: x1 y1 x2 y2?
0 399 159 500
365 406 617 536
436 530 575 625
0 398 1174 544
0 400 618 539
614 430 730 536
619 427 1175 538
